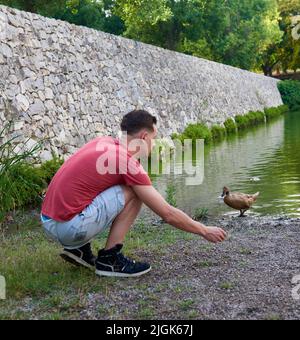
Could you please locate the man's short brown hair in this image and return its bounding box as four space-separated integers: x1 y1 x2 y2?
121 110 157 135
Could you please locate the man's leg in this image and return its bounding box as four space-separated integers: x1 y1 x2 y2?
105 185 142 250
96 186 151 278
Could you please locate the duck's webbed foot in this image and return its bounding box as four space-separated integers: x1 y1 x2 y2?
238 210 247 217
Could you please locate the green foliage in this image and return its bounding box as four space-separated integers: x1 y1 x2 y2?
172 105 288 145
0 124 42 224
166 183 177 208
171 133 180 141
193 207 209 221
234 114 250 130
247 111 266 126
278 80 300 110
224 118 237 134
234 105 287 129
0 124 64 225
0 0 125 35
211 125 226 141
1 0 296 73
264 105 289 120
57 0 125 34
37 156 64 185
261 0 300 75
180 123 213 145
235 110 269 129
113 0 283 70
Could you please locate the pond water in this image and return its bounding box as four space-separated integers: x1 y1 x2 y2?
152 110 300 218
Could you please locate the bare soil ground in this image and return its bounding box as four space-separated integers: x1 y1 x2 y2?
80 216 300 320
1 214 300 320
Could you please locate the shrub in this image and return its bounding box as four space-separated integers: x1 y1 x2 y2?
0 124 42 224
37 156 64 185
224 118 237 134
0 123 64 226
181 123 213 144
235 114 249 130
278 80 300 110
211 125 226 140
264 105 289 121
235 110 267 129
247 111 265 126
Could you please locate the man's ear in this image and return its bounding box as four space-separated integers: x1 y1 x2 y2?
140 130 148 140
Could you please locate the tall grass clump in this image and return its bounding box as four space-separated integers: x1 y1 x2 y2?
171 105 288 144
264 105 289 121
0 124 42 224
0 124 64 226
234 114 249 130
173 123 213 144
211 125 226 141
247 111 265 125
224 118 237 134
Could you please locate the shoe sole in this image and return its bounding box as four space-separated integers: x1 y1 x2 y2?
95 267 152 278
60 251 94 270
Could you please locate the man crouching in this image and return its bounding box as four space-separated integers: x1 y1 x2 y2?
41 110 226 278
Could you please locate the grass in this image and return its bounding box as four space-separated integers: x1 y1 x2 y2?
166 183 177 208
234 114 250 130
198 260 214 268
210 125 226 140
264 105 289 121
179 123 213 145
171 105 288 145
0 122 64 227
178 299 195 311
193 207 209 221
239 248 252 255
224 118 237 134
0 214 194 320
220 282 234 290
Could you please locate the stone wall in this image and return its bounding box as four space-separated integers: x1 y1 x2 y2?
0 5 283 160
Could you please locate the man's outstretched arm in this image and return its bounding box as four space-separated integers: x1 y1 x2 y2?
132 185 227 244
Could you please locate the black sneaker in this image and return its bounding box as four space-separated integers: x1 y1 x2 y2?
95 244 151 278
60 243 96 270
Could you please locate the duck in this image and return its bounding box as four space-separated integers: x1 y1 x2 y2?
221 186 260 217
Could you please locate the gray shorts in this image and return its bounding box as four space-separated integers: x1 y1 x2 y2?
41 185 125 250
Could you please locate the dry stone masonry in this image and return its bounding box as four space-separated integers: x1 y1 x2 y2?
0 5 283 160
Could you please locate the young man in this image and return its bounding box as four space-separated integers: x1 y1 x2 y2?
41 110 226 278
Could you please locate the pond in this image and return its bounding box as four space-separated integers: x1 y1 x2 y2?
152 110 300 218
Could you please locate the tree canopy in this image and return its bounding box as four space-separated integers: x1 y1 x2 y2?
0 0 299 74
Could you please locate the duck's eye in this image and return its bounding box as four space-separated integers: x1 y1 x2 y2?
226 191 229 195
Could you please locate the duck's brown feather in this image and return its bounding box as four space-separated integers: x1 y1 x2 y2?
224 192 259 211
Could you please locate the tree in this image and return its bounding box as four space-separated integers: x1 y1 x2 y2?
0 0 66 17
114 0 283 70
0 0 125 35
261 0 300 75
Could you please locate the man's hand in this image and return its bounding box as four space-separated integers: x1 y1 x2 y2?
132 185 227 243
201 226 227 243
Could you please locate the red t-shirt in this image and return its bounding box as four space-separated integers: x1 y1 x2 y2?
41 137 152 222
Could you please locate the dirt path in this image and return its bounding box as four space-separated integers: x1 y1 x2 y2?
81 216 300 320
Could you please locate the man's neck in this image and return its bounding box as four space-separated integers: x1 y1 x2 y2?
119 134 137 157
